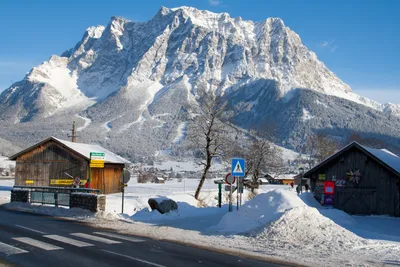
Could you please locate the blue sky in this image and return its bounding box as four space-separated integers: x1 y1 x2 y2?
0 0 399 103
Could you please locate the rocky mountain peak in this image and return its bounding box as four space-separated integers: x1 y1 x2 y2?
1 6 399 157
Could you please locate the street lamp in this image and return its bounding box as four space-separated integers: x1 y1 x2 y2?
299 167 304 193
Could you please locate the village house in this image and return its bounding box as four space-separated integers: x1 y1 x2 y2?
9 136 130 194
304 141 400 217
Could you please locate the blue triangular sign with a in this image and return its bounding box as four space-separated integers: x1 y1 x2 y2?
231 158 245 177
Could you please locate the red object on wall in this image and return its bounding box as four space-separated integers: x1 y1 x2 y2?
324 181 335 195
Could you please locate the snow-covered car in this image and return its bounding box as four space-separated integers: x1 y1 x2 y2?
257 178 269 185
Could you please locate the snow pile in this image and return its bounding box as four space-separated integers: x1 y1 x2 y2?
1 202 119 221
211 188 305 234
132 201 224 223
258 206 370 249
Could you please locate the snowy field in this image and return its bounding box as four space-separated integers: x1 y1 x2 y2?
1 178 400 266
0 179 13 204
0 156 14 169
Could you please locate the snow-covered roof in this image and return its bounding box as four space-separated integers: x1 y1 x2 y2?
273 176 295 180
304 141 400 177
361 145 400 174
10 137 130 164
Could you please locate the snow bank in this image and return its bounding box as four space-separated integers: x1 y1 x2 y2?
132 201 224 222
1 202 119 221
258 206 369 249
211 188 305 234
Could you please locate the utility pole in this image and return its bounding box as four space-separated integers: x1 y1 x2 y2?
67 121 78 142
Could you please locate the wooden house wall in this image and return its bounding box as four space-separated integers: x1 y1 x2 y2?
309 147 400 216
15 141 87 186
90 164 123 194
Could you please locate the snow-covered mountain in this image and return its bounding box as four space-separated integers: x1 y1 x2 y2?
0 6 399 158
381 103 400 117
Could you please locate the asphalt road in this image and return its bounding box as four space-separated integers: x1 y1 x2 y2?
0 209 287 267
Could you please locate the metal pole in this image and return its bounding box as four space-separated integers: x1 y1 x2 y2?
239 179 242 207
236 177 239 210
122 187 124 214
218 183 222 208
229 183 233 212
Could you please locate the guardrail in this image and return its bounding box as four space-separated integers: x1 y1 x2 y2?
12 186 101 207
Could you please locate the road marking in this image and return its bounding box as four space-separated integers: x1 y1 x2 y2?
93 232 145 243
44 235 94 247
102 250 166 267
70 233 121 244
15 225 46 235
0 241 28 255
13 237 62 251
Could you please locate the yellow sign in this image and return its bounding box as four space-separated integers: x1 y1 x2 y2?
50 179 87 185
26 180 34 185
90 159 105 164
90 163 104 168
319 174 326 181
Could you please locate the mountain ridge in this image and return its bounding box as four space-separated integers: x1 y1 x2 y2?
0 6 399 158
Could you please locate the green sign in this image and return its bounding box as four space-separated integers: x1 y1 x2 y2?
90 152 105 157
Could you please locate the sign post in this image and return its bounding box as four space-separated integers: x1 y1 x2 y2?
225 173 235 212
218 183 222 208
120 169 130 214
239 178 243 207
236 175 239 210
231 158 245 211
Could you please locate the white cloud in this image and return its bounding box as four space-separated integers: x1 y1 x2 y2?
208 0 222 6
319 39 338 52
354 88 400 104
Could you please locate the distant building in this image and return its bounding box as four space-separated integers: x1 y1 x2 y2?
154 177 165 184
304 142 400 217
9 137 130 194
266 174 295 185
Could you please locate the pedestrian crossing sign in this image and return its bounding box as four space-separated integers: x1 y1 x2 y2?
231 158 245 177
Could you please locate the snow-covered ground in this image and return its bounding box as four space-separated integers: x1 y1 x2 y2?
0 179 13 204
1 178 400 266
0 156 14 169
153 160 228 172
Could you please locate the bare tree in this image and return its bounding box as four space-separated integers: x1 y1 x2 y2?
303 133 339 164
300 135 318 169
188 89 231 200
244 126 284 192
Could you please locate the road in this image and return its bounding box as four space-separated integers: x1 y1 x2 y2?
0 209 286 267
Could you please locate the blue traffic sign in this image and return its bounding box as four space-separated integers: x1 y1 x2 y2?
231 158 245 177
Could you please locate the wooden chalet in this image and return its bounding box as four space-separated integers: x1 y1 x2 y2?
9 137 130 194
304 141 400 216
